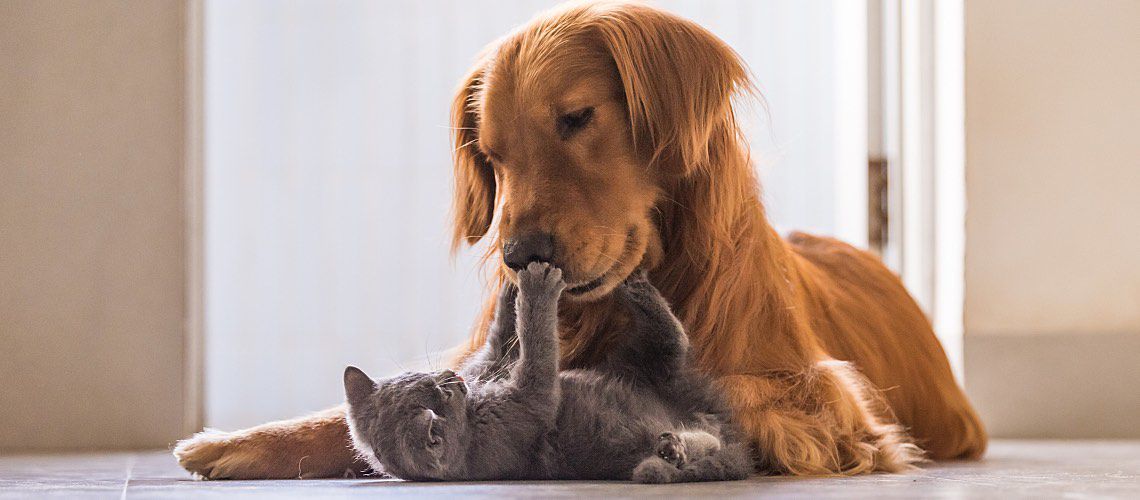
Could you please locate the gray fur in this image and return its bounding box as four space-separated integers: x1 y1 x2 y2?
344 262 752 483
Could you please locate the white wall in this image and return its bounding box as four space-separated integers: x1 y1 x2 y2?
0 0 190 450
203 0 519 430
964 0 1140 437
965 0 1140 338
204 0 865 429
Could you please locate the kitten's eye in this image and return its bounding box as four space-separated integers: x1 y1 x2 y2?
556 107 595 139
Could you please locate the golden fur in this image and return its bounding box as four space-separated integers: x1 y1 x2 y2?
175 1 985 479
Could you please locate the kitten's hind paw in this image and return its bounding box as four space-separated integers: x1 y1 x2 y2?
655 432 687 467
632 457 680 484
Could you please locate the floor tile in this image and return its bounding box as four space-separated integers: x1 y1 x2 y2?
1 440 1138 498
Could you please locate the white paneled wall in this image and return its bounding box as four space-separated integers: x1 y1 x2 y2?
205 0 863 429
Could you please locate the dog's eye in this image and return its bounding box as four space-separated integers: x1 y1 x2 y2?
556 107 595 139
483 148 503 163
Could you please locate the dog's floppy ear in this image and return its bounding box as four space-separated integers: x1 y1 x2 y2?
594 4 750 174
450 59 496 250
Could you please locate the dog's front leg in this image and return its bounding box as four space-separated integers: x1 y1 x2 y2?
174 405 367 479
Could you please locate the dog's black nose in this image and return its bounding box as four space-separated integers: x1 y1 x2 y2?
503 232 554 270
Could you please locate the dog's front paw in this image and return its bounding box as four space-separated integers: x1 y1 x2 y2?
174 429 257 480
517 261 565 299
174 426 355 480
655 432 688 468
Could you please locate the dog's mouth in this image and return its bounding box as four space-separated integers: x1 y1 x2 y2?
565 273 608 296
564 226 641 298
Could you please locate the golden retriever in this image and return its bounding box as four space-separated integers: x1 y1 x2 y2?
175 1 986 479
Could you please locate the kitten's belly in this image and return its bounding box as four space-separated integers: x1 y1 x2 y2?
550 370 678 479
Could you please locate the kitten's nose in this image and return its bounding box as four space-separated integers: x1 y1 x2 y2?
502 232 555 270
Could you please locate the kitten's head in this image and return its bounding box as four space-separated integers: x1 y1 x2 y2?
343 366 470 480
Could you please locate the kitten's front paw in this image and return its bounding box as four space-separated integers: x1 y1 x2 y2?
498 281 519 301
517 261 565 298
656 432 688 468
622 268 651 287
616 269 665 304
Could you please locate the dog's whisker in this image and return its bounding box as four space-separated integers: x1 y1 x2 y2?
455 138 480 153
595 250 629 268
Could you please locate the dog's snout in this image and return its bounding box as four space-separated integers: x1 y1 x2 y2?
503 232 555 270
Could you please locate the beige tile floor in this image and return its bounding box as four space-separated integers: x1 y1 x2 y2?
1 440 1138 498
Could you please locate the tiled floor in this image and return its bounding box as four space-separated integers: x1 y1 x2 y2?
1 440 1138 498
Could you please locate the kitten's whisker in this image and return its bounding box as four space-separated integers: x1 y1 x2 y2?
423 337 436 371
383 349 406 373
486 337 520 380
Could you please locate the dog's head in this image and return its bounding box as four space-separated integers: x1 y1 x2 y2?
452 2 749 301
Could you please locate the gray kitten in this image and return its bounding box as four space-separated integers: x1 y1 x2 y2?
343 262 752 483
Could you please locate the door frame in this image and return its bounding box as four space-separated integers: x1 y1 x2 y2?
870 0 966 380
183 0 205 436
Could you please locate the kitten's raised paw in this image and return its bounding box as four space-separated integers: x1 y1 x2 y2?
616 269 663 304
620 268 652 288
517 261 565 297
498 281 520 301
656 432 687 467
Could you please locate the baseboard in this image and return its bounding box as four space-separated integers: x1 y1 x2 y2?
965 332 1140 438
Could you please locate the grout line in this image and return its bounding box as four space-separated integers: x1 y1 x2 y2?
119 454 137 500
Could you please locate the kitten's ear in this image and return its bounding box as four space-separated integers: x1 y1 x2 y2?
343 366 377 406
